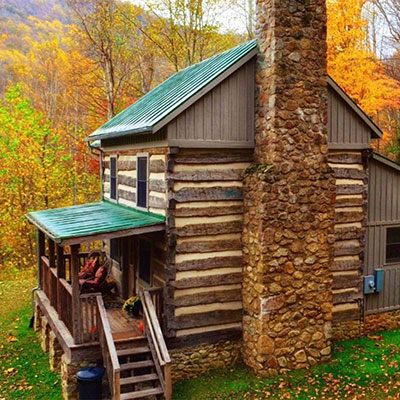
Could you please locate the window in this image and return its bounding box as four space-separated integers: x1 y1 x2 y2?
138 240 152 285
110 238 121 265
386 227 400 263
137 156 148 208
110 156 117 200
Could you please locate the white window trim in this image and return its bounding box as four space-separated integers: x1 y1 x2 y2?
109 155 118 203
136 153 149 211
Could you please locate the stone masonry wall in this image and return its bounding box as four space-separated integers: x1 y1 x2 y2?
242 0 336 375
333 309 400 341
170 340 242 382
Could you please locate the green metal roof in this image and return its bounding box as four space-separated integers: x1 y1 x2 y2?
86 40 257 142
26 201 165 245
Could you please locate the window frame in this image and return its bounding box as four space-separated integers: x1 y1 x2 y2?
138 238 153 287
109 155 118 202
136 153 149 211
110 238 121 267
385 225 400 266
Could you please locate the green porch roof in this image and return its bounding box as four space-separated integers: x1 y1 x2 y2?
86 40 257 142
26 201 166 245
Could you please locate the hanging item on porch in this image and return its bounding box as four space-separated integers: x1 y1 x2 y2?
123 295 143 318
139 320 145 333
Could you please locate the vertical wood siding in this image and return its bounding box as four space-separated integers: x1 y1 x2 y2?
366 159 400 314
328 87 371 147
167 59 255 147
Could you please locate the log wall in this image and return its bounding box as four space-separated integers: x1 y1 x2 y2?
164 148 253 341
103 150 167 216
328 151 368 324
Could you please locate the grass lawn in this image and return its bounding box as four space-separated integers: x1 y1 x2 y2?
0 279 61 400
2 279 400 400
173 331 400 400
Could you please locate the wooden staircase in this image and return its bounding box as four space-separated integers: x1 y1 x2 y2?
116 337 163 399
96 292 171 400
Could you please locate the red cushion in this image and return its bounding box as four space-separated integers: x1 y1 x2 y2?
78 258 98 279
94 266 107 282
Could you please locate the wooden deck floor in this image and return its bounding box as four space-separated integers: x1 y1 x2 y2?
107 308 143 341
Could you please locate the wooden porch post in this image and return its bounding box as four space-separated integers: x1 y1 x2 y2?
71 244 81 344
37 229 45 289
48 239 55 268
121 237 130 299
48 238 55 308
56 245 65 316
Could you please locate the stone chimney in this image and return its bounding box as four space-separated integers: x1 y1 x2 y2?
242 0 336 375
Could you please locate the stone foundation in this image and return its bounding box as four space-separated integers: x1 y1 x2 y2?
333 309 400 341
60 355 99 400
49 331 63 373
170 340 242 382
40 315 50 352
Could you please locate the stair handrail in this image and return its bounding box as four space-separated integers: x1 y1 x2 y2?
141 289 172 400
96 295 120 400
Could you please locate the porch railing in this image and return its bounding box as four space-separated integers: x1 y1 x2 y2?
96 294 120 400
40 254 100 344
80 293 101 344
141 289 171 400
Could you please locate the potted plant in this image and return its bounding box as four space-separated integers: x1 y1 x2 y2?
123 296 143 318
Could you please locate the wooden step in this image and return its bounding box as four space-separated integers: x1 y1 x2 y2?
120 387 164 400
120 360 154 371
117 346 150 357
114 336 147 350
120 373 159 386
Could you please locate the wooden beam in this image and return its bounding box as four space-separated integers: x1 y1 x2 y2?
60 224 165 246
121 237 130 299
37 229 45 288
48 239 55 268
71 244 82 344
56 245 65 316
172 187 243 203
169 309 242 329
175 255 243 271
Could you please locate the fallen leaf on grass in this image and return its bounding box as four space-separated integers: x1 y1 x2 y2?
6 335 17 343
368 335 383 341
4 367 18 376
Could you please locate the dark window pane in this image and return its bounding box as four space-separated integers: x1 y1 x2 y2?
137 157 147 208
110 157 117 200
139 240 151 284
386 227 400 263
110 238 120 264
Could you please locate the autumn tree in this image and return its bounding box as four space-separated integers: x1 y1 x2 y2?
67 0 156 119
328 0 400 116
124 0 242 72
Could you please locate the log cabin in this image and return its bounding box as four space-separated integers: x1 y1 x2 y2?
26 13 400 400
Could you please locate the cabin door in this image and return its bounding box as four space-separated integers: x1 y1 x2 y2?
132 238 153 293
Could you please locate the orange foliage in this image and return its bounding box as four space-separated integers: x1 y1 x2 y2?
327 0 400 130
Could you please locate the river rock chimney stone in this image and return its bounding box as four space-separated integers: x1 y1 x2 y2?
242 0 336 375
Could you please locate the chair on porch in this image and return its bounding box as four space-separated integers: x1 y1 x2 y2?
79 258 113 294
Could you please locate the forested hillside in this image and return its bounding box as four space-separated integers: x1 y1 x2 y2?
0 0 400 279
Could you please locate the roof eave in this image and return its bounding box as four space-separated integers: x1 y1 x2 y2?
85 126 154 142
372 152 400 172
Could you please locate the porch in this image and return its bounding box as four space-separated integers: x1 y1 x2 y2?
27 201 171 399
